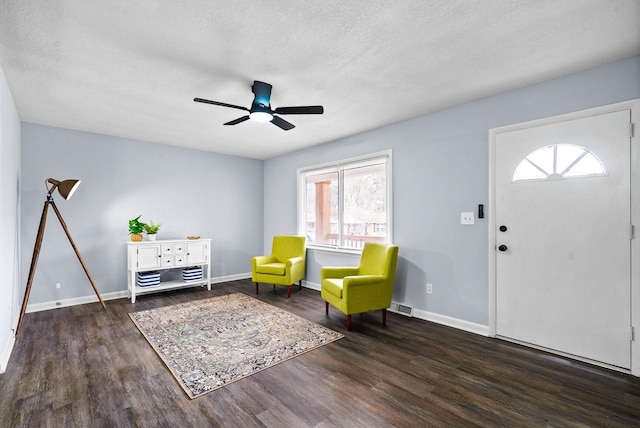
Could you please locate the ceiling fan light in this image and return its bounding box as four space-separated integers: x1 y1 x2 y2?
249 111 273 123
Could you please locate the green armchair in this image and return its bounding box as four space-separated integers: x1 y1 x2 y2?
252 235 306 298
321 242 399 331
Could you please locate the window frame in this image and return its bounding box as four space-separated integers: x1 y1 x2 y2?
297 150 393 253
512 144 607 183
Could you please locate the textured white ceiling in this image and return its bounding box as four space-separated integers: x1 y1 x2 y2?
1 1 639 159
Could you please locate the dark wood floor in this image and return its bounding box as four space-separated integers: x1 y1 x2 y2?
1 279 640 427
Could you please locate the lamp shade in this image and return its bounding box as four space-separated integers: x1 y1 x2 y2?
47 178 81 200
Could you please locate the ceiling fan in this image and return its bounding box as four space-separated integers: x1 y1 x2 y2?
194 81 324 131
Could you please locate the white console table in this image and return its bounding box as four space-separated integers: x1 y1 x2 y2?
127 238 211 303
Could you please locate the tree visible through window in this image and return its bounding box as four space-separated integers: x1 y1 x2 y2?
298 152 392 250
513 144 605 182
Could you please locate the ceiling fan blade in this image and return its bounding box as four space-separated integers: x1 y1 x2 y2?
224 116 250 126
252 81 273 108
271 115 295 131
194 98 249 112
274 106 324 115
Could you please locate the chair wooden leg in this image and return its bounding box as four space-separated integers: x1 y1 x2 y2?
273 284 276 290
382 308 387 326
325 301 329 315
255 282 259 294
346 314 352 331
298 280 302 290
287 286 291 298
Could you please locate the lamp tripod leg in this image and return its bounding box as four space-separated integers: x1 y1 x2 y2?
16 200 50 336
50 200 107 310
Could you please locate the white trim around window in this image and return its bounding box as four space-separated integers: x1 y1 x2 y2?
297 150 393 252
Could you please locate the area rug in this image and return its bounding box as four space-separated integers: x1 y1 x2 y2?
129 293 344 399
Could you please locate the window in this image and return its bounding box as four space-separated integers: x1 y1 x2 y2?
513 144 606 182
298 151 392 250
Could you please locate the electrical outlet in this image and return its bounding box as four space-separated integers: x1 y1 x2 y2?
461 212 475 225
426 283 433 294
56 282 61 289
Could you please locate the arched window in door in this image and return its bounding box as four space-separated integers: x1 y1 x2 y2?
513 144 606 182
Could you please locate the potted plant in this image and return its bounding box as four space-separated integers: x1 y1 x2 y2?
128 215 146 242
143 221 161 241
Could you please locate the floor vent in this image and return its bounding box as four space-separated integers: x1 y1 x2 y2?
389 302 413 317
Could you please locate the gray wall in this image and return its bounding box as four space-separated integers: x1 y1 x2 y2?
264 56 640 326
0 64 21 372
20 124 264 304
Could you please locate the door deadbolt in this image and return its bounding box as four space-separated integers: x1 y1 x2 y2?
498 245 508 252
499 225 508 232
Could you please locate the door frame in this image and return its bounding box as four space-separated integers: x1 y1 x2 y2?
488 99 640 375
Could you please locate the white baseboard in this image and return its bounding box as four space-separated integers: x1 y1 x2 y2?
211 273 251 283
0 332 16 374
412 308 489 336
23 276 489 338
302 280 321 291
25 290 129 313
25 274 254 314
305 280 488 336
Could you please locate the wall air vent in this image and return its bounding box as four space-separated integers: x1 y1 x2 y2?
389 302 413 317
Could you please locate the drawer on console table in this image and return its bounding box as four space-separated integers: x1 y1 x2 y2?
162 242 185 256
162 254 187 267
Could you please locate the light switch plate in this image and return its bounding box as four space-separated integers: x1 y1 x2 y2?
461 212 475 225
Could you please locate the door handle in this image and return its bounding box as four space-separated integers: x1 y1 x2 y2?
498 245 508 252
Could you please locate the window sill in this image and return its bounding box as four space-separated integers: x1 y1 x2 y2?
306 245 362 255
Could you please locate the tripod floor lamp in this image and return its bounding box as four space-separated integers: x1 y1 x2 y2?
16 178 106 336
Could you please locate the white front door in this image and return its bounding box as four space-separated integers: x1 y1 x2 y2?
494 109 632 369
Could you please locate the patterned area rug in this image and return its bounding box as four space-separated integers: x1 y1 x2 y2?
129 293 344 399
